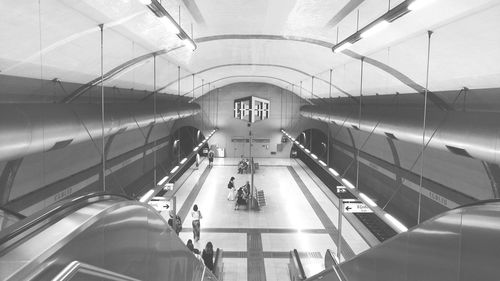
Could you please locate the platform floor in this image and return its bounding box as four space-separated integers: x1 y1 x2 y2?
165 157 370 281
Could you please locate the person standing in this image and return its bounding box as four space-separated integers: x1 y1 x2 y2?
191 204 203 241
202 241 215 272
208 150 214 168
227 176 236 200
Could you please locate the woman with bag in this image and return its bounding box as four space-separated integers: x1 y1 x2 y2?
191 204 203 241
227 177 236 200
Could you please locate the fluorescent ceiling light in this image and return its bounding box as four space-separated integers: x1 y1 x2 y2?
281 129 285 133
329 168 339 176
193 147 199 152
170 166 179 173
341 178 355 189
140 189 154 203
359 193 377 207
157 176 169 186
334 42 352 53
294 141 299 145
384 213 408 232
318 160 326 166
291 138 295 142
160 17 180 35
138 0 151 5
361 20 389 38
299 145 304 149
304 149 310 153
311 153 318 159
180 158 187 164
408 0 434 11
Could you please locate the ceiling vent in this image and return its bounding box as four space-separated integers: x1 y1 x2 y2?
445 145 472 158
385 132 398 140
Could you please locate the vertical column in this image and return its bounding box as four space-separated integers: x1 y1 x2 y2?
99 23 105 192
417 31 433 224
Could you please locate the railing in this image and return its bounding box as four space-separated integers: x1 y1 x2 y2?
289 249 306 281
0 193 131 251
52 261 142 281
213 248 224 280
324 249 338 269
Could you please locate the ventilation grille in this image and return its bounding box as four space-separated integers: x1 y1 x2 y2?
385 132 398 140
446 145 472 158
46 139 73 152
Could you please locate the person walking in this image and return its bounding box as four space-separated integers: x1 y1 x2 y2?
227 176 236 200
191 204 203 241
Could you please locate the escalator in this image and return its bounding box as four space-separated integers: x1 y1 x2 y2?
0 193 219 281
305 199 500 281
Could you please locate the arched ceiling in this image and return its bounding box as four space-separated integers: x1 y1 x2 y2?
1 0 500 101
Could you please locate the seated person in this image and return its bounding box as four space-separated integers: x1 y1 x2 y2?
234 187 248 210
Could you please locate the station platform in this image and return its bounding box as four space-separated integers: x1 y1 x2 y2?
162 157 372 281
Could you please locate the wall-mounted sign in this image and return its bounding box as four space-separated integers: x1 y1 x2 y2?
342 200 372 213
233 96 270 123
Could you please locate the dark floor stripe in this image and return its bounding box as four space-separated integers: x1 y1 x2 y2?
288 166 356 260
247 231 266 281
177 166 212 222
180 227 328 234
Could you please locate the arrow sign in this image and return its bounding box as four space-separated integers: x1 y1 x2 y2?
343 202 373 213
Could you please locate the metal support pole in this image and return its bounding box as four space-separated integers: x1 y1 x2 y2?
356 58 364 190
337 198 343 262
153 55 157 184
328 69 332 166
99 23 105 192
418 31 433 224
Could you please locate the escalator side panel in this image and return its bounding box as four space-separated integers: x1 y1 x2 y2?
3 201 206 281
339 211 463 281
460 206 500 281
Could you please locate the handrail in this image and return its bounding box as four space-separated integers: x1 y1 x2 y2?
290 249 306 280
0 206 26 220
453 198 500 210
52 261 141 281
0 192 132 247
213 248 224 279
324 249 339 269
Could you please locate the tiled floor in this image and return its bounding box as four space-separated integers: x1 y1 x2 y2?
172 157 370 281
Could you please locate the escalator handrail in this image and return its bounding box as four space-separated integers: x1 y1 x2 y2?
453 198 500 210
291 249 306 280
0 192 132 246
0 206 26 220
52 260 142 281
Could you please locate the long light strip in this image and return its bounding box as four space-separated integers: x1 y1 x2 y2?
384 213 408 232
359 192 378 207
329 167 339 176
282 129 409 234
331 0 415 53
141 0 197 51
408 0 434 11
140 189 154 203
361 20 389 38
170 166 179 174
180 158 187 164
157 176 169 186
341 178 356 189
311 153 318 159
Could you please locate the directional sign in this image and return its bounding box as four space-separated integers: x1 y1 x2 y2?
342 201 373 213
336 186 346 193
164 183 174 191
